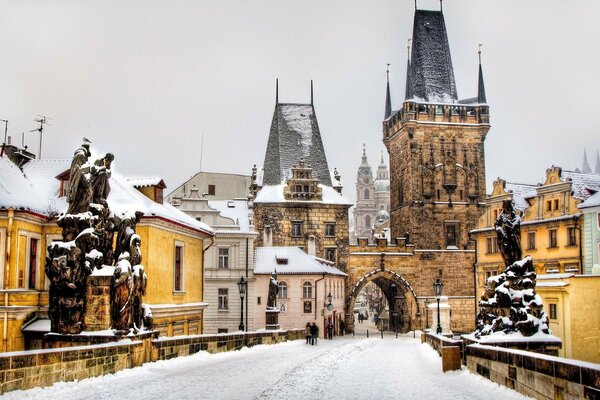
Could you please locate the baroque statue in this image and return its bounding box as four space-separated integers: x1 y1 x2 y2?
46 142 152 335
266 271 279 309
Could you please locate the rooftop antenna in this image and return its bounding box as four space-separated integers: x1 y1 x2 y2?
199 130 205 172
478 43 483 64
30 115 51 159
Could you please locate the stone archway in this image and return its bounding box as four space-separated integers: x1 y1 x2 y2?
347 269 420 333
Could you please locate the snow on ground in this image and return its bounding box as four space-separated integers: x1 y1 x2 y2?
3 336 530 400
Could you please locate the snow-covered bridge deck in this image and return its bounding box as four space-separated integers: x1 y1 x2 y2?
4 335 528 400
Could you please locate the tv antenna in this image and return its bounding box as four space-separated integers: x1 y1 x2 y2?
30 115 51 159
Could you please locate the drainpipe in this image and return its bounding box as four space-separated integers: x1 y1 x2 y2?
469 234 478 330
576 214 583 273
4 208 14 351
314 273 326 320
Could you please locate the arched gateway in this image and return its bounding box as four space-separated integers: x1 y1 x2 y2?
347 269 420 333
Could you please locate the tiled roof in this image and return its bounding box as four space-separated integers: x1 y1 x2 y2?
262 103 332 186
0 156 49 214
561 170 600 200
505 182 537 211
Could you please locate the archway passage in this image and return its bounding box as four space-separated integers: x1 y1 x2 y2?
347 269 420 334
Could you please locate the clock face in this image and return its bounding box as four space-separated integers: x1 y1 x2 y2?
362 177 371 185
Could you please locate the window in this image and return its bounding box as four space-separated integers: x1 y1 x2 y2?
486 237 498 254
364 189 370 199
303 282 313 298
277 282 288 298
365 215 371 228
174 243 184 291
291 222 303 237
549 229 558 248
218 248 229 268
549 303 557 320
553 199 559 211
218 288 228 309
527 232 536 250
325 223 335 237
485 270 498 282
546 200 552 212
325 248 336 262
445 224 458 247
257 296 261 305
28 238 39 289
567 227 577 246
208 184 216 196
218 328 228 333
493 209 499 220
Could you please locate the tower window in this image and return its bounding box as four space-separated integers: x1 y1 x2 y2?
365 215 371 227
364 189 370 199
445 224 459 248
291 222 303 237
208 184 216 196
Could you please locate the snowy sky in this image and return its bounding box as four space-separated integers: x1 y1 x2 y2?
1 1 599 205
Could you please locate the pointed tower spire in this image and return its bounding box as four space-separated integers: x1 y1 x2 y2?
310 80 314 106
380 150 384 165
404 39 413 100
595 150 600 174
385 64 392 119
583 149 592 174
276 78 279 104
477 44 487 104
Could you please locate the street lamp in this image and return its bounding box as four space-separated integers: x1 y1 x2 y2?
326 292 333 311
424 298 430 330
433 277 443 334
237 276 247 331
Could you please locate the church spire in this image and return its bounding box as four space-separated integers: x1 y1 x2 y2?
582 149 592 174
404 39 413 101
477 44 487 104
385 64 392 119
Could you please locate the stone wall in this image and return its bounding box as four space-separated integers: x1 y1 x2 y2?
0 329 304 395
466 344 600 399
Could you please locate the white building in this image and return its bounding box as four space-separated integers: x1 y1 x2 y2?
170 185 257 333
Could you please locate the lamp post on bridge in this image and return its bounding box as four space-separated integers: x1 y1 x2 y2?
433 277 443 335
237 276 247 331
424 298 430 330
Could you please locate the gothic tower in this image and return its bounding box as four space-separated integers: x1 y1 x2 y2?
353 144 376 239
383 8 490 249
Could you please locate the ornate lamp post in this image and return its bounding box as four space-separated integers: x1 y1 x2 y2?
433 277 443 334
237 276 247 331
424 298 430 330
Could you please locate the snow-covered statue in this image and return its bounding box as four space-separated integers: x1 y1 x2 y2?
474 200 549 338
46 143 150 335
267 271 279 309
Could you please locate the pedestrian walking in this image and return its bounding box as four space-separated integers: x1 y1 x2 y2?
310 322 318 345
340 319 346 335
305 322 311 344
326 320 333 340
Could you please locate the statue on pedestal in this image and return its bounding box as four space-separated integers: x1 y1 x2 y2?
267 271 278 309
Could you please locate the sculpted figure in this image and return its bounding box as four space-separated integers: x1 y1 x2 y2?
66 144 92 215
113 257 134 332
114 211 144 264
494 200 522 266
132 264 148 330
90 153 114 207
266 271 279 309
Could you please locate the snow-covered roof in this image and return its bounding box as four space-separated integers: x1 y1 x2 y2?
254 184 352 206
0 155 52 214
208 199 254 233
126 177 166 188
561 170 600 200
504 182 536 211
8 155 213 235
578 190 600 209
254 247 347 276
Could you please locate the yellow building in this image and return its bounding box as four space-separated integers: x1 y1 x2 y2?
0 149 213 351
471 166 600 361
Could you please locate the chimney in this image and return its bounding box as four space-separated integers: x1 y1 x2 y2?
264 225 273 247
307 235 316 256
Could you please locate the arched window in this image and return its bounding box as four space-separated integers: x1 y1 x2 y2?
365 215 371 227
278 282 287 298
364 189 370 199
303 282 312 298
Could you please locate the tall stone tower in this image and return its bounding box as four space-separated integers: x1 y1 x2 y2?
353 144 376 239
383 9 490 250
373 151 391 222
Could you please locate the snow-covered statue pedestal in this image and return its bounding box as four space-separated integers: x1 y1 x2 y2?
428 296 452 335
463 200 561 356
43 143 157 349
265 271 280 330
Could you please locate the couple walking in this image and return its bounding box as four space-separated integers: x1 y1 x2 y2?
305 322 319 345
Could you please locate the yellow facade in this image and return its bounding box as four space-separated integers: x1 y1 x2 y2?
1 205 210 351
537 275 600 362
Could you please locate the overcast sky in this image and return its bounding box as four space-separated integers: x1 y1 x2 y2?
1 1 599 204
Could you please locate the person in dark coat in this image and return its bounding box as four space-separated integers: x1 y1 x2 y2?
340 319 346 335
326 320 334 340
305 322 311 344
310 322 319 345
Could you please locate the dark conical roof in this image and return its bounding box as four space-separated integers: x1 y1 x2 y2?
410 9 458 103
478 63 487 104
262 103 332 186
404 58 413 101
385 72 392 119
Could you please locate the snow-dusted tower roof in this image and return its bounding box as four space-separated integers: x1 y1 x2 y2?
261 82 332 187
407 9 458 103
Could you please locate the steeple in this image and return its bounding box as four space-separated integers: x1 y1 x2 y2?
404 39 413 101
596 150 600 174
477 44 487 104
409 9 457 103
385 65 392 119
582 149 592 174
358 144 372 177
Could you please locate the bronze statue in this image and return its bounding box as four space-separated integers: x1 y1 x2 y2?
266 271 279 309
494 200 522 266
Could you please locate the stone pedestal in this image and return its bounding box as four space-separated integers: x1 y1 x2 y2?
265 308 280 330
84 269 115 331
428 296 452 335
